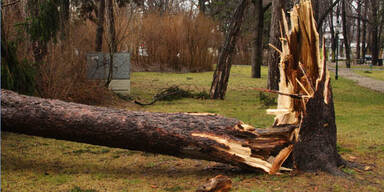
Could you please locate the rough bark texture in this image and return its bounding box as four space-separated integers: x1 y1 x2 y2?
210 0 249 99
251 0 263 78
95 0 106 52
341 0 351 68
1 89 296 174
356 0 361 60
267 0 286 90
105 0 117 87
370 0 379 66
361 0 367 62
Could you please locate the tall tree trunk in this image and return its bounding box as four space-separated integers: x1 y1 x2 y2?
329 4 336 62
356 0 362 60
28 0 48 64
267 0 286 90
370 0 379 66
105 0 117 87
209 0 249 99
341 0 351 68
362 0 368 62
59 0 70 40
251 0 263 78
316 0 341 33
95 0 106 52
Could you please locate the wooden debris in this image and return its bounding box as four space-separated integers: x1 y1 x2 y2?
196 175 232 192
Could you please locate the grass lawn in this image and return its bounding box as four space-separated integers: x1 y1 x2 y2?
355 70 384 81
2 66 384 192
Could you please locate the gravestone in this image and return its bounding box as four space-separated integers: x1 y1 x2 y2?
87 53 130 95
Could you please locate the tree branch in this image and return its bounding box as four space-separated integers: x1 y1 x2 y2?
317 0 341 31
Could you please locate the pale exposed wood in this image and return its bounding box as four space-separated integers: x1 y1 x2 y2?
270 145 293 174
196 175 232 192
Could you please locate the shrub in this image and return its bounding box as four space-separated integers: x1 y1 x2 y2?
34 21 113 105
133 12 221 72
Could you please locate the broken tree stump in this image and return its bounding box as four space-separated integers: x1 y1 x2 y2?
265 0 348 174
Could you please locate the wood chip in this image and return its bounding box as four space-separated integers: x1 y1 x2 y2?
196 175 232 192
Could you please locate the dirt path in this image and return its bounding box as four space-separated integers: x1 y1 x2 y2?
327 64 384 93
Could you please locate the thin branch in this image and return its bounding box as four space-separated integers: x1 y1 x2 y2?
254 88 308 99
295 78 311 96
268 43 282 54
298 62 315 93
317 0 341 31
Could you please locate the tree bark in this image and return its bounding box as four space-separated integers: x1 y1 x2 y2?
316 0 341 32
267 0 286 90
329 2 336 62
251 0 263 78
356 0 361 60
341 0 351 68
95 0 106 52
209 0 249 99
362 0 368 62
1 89 296 174
105 0 117 87
370 0 379 66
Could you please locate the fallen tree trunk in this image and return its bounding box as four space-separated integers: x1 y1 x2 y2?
1 89 295 174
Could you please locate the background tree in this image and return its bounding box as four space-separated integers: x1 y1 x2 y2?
95 0 106 52
250 0 267 78
341 0 351 68
210 0 249 99
267 0 287 90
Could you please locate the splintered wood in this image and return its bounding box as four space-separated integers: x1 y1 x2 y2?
271 0 329 127
267 0 345 174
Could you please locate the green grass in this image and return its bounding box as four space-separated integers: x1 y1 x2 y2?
2 66 384 191
355 70 384 81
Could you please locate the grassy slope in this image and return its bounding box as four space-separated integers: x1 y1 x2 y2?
2 66 384 192
355 70 384 81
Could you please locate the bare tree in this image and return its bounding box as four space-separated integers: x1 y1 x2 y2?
267 0 287 90
341 0 351 68
210 0 249 99
356 0 362 60
370 0 380 66
105 0 117 87
95 0 106 52
251 0 264 78
362 0 368 62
